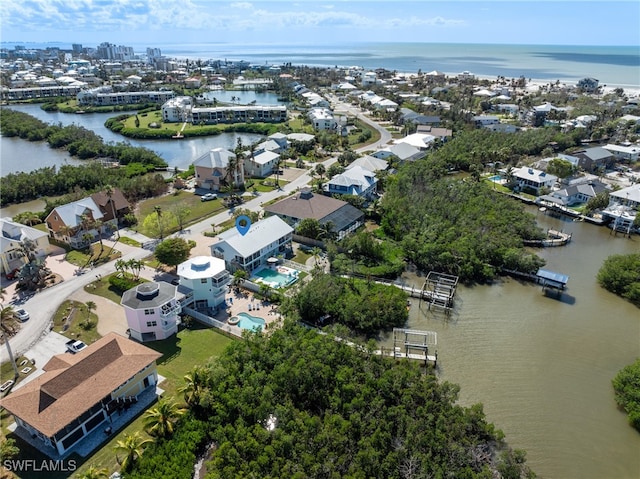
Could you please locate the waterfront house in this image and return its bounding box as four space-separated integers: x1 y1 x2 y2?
90 188 130 226
0 333 161 457
540 180 608 207
512 167 558 195
0 218 50 276
193 148 244 191
264 188 364 240
602 184 640 231
177 256 230 311
325 165 378 200
121 282 181 342
211 216 293 272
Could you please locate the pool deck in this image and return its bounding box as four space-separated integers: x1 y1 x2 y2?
212 287 282 332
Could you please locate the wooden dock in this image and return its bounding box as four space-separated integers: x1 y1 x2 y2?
523 229 572 247
375 328 438 367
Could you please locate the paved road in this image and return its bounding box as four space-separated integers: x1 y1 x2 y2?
0 242 152 362
0 105 392 364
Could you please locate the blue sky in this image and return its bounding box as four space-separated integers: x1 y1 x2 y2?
1 1 639 47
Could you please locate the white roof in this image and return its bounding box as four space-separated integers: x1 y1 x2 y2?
215 216 293 258
514 167 558 184
52 197 103 228
177 256 226 280
251 150 280 166
286 133 315 142
329 165 376 188
610 184 640 204
603 144 640 154
0 218 48 253
347 155 388 172
393 133 436 149
193 148 235 169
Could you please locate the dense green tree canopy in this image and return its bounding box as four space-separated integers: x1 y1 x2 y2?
381 161 545 282
154 238 194 269
128 324 534 479
291 273 408 334
597 253 640 307
612 358 640 431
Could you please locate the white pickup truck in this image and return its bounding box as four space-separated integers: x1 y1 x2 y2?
66 339 87 354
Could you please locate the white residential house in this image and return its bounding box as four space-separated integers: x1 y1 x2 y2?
347 155 389 172
1 218 50 276
193 148 244 191
177 256 230 311
372 142 427 162
472 115 500 127
361 71 378 86
325 165 378 200
540 181 608 207
121 282 181 342
244 149 280 178
211 216 293 272
603 144 640 163
393 133 436 150
307 108 338 131
602 184 640 231
512 167 558 195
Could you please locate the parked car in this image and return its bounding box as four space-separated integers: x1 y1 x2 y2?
13 309 29 322
5 268 20 280
66 339 87 353
201 193 217 202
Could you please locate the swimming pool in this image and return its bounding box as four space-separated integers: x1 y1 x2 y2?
237 312 266 331
488 175 503 182
251 266 299 288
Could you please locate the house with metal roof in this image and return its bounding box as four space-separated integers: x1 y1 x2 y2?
264 188 364 241
0 333 161 458
325 165 378 200
0 218 50 276
573 147 615 172
371 142 427 162
45 197 105 249
193 147 244 191
512 167 558 195
244 149 280 178
211 215 293 272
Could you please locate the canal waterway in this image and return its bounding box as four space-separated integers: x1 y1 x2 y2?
1 94 282 175
387 207 640 478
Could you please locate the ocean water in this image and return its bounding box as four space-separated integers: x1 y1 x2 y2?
2 41 638 87
153 42 640 87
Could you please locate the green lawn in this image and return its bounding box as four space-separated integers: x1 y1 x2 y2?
65 246 121 268
84 273 148 304
117 236 141 247
136 190 226 237
52 300 101 346
291 249 312 265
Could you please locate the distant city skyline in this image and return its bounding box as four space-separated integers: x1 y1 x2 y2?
1 1 639 48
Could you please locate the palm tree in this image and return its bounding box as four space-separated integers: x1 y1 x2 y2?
74 465 109 479
85 301 97 321
128 259 143 281
1 304 15 333
311 247 323 266
143 398 186 438
113 432 153 471
179 367 208 407
274 157 283 187
153 206 164 240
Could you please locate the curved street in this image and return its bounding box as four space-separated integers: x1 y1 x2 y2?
1 105 393 364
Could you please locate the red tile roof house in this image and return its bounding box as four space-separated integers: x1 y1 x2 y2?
0 333 162 458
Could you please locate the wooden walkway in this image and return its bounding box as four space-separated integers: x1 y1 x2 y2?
373 328 438 367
